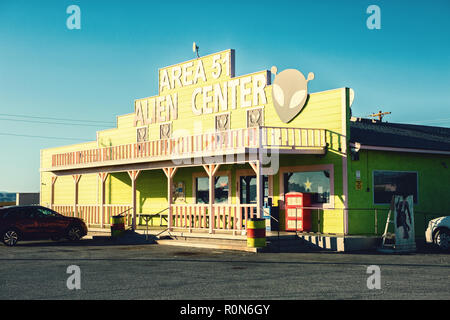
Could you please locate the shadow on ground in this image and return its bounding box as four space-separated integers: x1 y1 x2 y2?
13 230 157 248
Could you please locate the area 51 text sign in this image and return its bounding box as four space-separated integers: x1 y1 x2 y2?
394 195 416 251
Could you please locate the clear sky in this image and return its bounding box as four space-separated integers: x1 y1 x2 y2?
0 0 449 192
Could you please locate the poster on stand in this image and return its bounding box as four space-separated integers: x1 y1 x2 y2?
394 195 416 251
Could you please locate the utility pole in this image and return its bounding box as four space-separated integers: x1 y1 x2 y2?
369 110 391 121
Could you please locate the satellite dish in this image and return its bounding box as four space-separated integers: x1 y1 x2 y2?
349 88 355 107
193 42 199 58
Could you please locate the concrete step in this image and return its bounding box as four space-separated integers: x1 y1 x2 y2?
156 239 259 253
155 233 316 253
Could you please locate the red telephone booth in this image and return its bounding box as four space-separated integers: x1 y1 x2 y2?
285 192 312 232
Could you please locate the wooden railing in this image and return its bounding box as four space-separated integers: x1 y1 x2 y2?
51 126 326 168
52 205 73 217
171 203 257 233
52 204 132 227
261 127 325 149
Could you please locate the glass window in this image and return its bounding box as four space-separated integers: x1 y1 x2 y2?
284 170 331 204
195 176 229 204
37 207 58 218
196 177 209 204
373 171 418 204
214 176 229 204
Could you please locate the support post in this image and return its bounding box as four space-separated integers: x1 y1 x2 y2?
203 164 220 234
249 160 264 218
50 176 57 210
163 167 178 231
128 170 141 231
98 172 108 228
72 175 81 218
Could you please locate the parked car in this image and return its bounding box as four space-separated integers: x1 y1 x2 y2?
425 216 450 251
0 205 88 246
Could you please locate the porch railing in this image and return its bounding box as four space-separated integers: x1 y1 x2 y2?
171 203 257 233
51 126 326 168
52 204 132 227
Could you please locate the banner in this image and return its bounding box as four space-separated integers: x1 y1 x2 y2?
393 195 416 251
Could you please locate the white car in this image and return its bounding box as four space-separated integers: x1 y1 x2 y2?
425 216 450 251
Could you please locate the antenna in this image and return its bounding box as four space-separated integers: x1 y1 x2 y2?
368 110 391 121
192 42 199 58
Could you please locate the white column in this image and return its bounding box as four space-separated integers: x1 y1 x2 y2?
256 160 264 218
128 170 140 231
99 172 107 228
50 176 57 210
73 175 80 218
163 168 177 232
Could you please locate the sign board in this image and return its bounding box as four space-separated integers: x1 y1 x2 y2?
133 49 270 127
393 195 416 251
379 194 416 253
173 181 185 203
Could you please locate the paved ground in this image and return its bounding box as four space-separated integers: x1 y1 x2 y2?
0 237 448 300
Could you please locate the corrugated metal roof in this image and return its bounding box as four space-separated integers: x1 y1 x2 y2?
349 118 450 152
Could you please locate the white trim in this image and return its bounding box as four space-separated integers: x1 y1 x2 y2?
350 143 450 156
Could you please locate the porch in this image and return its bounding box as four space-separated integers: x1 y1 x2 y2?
43 126 328 236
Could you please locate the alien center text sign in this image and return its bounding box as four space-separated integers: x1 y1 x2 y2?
133 49 270 126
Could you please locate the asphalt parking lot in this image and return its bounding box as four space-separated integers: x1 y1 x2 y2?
0 237 448 300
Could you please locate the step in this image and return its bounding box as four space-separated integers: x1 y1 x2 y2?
156 239 260 253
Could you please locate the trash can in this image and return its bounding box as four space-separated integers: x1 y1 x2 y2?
247 218 266 248
111 215 125 238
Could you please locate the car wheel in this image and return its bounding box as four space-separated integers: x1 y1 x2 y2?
66 225 83 241
434 229 450 251
2 229 19 247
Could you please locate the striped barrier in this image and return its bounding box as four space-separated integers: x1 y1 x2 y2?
111 215 125 238
247 218 266 248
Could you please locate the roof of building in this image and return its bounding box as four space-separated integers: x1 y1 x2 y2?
349 118 450 152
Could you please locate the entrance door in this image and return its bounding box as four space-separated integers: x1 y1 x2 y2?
239 175 269 204
239 175 256 204
238 175 269 221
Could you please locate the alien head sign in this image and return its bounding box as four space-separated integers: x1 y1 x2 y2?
271 66 314 123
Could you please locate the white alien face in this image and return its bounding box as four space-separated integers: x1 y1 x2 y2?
271 66 314 123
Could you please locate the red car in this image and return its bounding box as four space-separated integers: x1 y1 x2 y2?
0 205 88 246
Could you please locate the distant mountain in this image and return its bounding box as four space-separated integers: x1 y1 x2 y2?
0 192 16 203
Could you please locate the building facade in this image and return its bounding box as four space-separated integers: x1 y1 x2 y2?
40 49 450 239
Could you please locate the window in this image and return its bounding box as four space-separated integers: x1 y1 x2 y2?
284 170 331 204
373 171 418 204
2 207 33 219
36 207 58 218
195 176 229 204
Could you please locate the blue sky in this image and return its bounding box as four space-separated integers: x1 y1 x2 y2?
0 0 449 192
